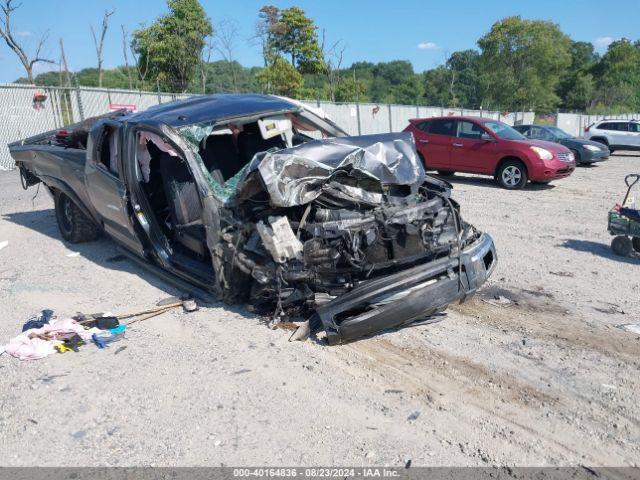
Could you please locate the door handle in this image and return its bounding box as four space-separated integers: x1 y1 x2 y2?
452 143 463 147
419 139 429 144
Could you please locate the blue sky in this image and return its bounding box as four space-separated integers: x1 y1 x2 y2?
1 0 638 83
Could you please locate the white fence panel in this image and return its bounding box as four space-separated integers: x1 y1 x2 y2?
1 83 541 170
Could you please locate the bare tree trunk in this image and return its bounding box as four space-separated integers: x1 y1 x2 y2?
1 0 54 84
121 25 133 90
59 38 72 87
213 19 239 92
201 34 214 93
90 9 115 88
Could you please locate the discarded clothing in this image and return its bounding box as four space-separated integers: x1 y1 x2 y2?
3 317 100 361
22 309 54 332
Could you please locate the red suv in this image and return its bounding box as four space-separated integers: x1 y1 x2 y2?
404 116 576 189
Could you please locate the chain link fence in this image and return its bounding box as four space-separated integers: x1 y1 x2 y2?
1 83 534 170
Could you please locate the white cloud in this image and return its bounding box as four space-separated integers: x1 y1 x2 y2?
417 42 439 50
593 36 615 50
15 30 33 37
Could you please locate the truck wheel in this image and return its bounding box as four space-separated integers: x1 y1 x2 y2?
54 192 101 243
633 237 640 253
497 160 527 190
611 236 632 257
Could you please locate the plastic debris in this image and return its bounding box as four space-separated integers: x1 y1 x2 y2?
92 331 125 349
618 324 640 335
0 240 8 251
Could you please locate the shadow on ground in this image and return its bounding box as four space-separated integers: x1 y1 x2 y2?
431 173 557 191
1 208 259 322
560 238 640 265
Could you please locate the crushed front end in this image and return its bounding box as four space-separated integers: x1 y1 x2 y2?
206 132 496 344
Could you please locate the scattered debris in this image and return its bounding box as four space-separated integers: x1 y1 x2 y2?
1 296 198 360
22 309 54 332
549 270 574 277
407 411 421 421
0 240 8 251
483 295 514 308
617 324 640 335
66 252 80 258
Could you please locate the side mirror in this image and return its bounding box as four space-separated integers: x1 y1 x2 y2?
481 132 494 142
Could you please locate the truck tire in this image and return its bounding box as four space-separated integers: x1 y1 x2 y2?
496 160 528 190
633 236 640 253
54 192 101 243
611 235 632 257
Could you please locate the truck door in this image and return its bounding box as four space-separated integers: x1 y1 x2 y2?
85 120 145 255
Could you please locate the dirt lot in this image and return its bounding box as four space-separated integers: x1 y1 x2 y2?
0 154 639 467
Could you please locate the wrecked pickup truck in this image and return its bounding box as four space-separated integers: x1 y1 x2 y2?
9 94 496 344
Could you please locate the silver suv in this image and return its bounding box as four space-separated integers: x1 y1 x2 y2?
583 120 640 154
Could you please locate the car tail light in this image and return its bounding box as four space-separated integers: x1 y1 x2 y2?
584 126 590 133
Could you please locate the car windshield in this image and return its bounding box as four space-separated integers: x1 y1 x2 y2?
547 127 573 139
483 121 526 140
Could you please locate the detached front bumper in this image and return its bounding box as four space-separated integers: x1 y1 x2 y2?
310 233 497 345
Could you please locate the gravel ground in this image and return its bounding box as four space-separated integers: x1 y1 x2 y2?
0 155 639 467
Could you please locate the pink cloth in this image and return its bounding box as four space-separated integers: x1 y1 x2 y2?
2 318 98 361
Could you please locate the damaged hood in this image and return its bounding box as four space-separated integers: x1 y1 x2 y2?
235 132 425 208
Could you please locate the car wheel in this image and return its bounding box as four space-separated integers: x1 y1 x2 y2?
633 236 640 253
611 235 633 257
54 192 101 243
570 149 581 165
437 170 455 177
497 160 528 190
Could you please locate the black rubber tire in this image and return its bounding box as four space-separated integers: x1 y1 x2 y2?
437 170 455 177
496 160 528 190
633 237 640 253
570 149 581 165
54 192 101 243
611 236 633 257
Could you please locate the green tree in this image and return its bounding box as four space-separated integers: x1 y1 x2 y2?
273 7 324 74
478 16 571 111
255 56 303 96
565 73 595 110
132 0 213 92
592 39 640 110
446 50 481 108
423 66 451 106
335 75 367 102
558 41 598 110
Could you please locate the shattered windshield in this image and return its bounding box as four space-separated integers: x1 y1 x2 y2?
177 108 347 202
